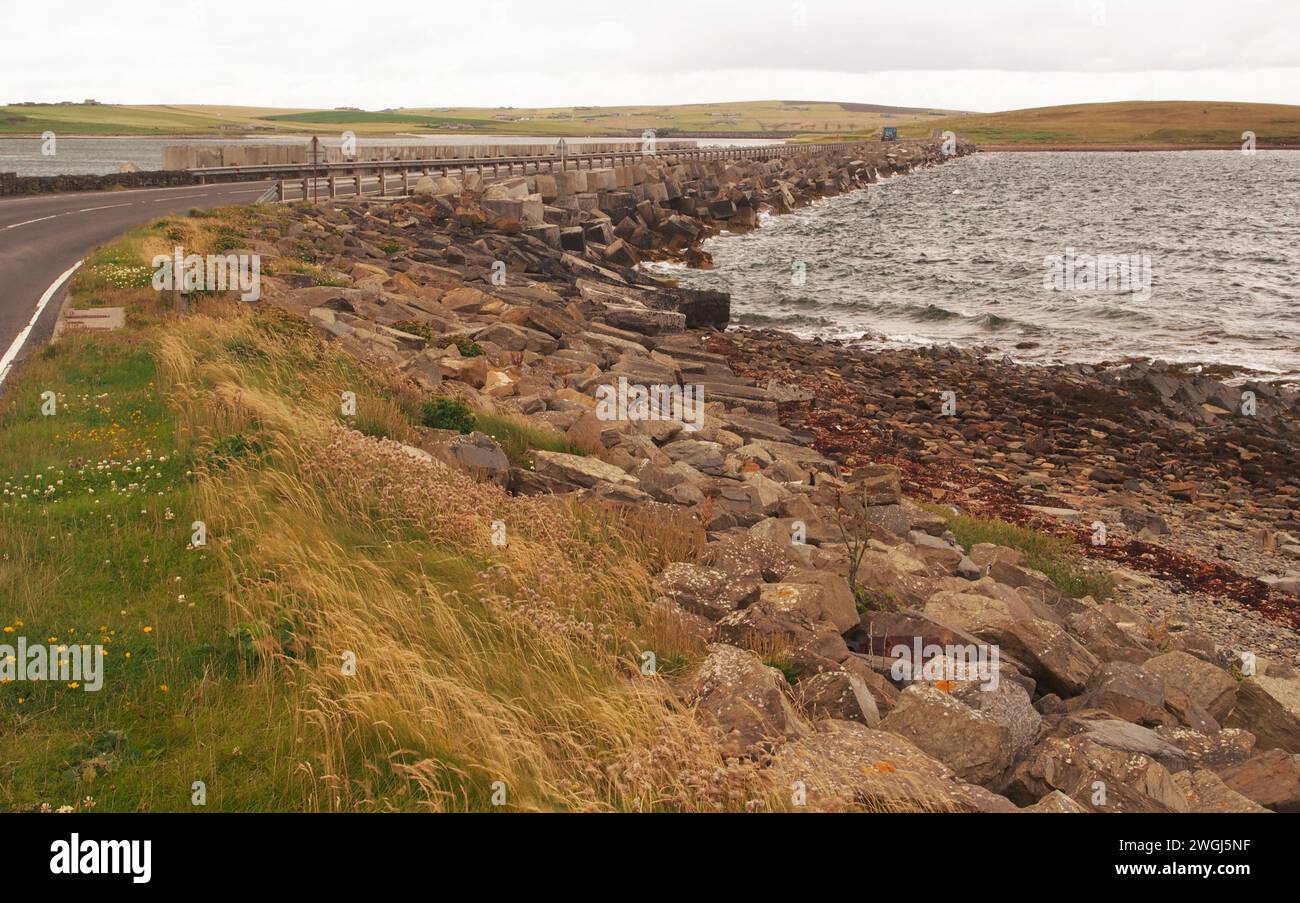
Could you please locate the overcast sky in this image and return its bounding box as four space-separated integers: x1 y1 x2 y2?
3 0 1297 111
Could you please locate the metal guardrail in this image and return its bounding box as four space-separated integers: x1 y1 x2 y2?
248 141 883 204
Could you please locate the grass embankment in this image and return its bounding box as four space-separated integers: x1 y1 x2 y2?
0 206 764 812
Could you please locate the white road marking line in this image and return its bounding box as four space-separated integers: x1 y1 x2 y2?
0 259 83 388
3 214 58 230
0 184 274 229
0 182 273 202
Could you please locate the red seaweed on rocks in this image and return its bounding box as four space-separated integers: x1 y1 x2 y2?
705 330 1300 629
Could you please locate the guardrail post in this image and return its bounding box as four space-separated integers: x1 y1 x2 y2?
355 173 362 196
301 177 309 201
402 170 410 194
329 175 336 199
276 180 284 202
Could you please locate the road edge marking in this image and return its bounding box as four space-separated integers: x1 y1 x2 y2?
4 214 58 230
0 258 84 389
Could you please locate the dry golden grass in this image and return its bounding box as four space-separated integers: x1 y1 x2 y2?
3 203 981 813
152 306 777 810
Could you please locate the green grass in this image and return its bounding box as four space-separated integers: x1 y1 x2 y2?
391 320 434 341
444 337 484 358
420 397 474 433
413 396 590 468
473 412 586 470
0 334 296 811
0 199 765 813
275 260 350 287
924 506 1114 600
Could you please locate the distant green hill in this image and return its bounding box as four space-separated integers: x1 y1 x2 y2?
8 100 1295 145
0 100 959 138
899 101 1300 146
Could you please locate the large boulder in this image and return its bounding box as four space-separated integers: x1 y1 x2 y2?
1155 726 1256 770
1060 715 1191 773
652 561 759 621
474 322 558 354
922 590 1028 637
768 721 1018 813
706 481 780 525
1216 750 1300 813
1225 674 1300 753
532 450 639 489
1172 770 1271 813
879 684 1014 788
780 569 861 633
413 175 461 196
1143 651 1238 727
691 644 808 758
845 464 902 506
1066 608 1154 665
796 668 881 726
431 431 510 486
1021 790 1090 813
1085 662 1173 727
661 439 727 474
952 679 1041 761
701 531 804 584
999 618 1099 697
1005 734 1189 812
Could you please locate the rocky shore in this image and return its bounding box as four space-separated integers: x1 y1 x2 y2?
239 137 1300 813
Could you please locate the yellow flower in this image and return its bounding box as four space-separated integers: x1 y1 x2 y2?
68 682 80 689
2 626 12 633
159 684 169 693
142 626 153 634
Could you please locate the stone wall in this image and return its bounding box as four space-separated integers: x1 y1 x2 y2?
161 141 701 171
8 170 197 195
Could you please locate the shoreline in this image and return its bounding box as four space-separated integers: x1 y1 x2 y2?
978 143 1300 152
769 331 1300 389
10 136 1296 813
241 139 1300 627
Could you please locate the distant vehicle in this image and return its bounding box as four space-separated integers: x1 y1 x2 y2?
882 127 898 142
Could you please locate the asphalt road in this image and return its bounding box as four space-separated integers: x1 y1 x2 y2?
0 180 274 388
